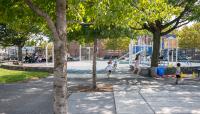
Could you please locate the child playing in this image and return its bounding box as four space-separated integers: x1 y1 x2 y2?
105 61 113 78
175 63 181 84
133 54 141 75
113 59 118 71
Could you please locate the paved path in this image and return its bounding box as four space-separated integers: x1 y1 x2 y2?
114 84 200 114
1 72 200 114
0 76 53 114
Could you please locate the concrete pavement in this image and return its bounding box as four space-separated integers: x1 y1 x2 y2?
114 84 200 114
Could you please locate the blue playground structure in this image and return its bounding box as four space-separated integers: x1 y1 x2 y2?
133 45 153 56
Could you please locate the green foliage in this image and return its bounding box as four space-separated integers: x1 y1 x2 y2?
67 0 142 45
0 24 28 47
176 23 200 49
0 68 49 83
0 0 48 37
103 37 130 51
0 0 45 48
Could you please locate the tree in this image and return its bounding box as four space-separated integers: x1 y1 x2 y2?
176 23 200 49
23 0 67 113
0 0 41 62
103 37 130 52
103 0 200 67
0 24 29 61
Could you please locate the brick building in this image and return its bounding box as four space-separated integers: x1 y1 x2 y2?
67 40 124 60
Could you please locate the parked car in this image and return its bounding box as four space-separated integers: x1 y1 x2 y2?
103 55 119 60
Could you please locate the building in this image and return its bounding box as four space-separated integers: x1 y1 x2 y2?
67 40 124 60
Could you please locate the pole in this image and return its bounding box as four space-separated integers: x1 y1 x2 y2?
52 44 54 64
160 37 162 54
46 44 48 65
88 47 91 60
176 39 178 63
129 39 133 65
172 49 173 62
171 39 174 63
16 46 18 60
79 45 82 61
168 38 170 64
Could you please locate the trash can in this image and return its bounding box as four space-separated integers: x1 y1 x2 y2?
157 67 165 77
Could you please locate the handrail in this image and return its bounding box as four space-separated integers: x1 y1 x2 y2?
117 50 145 62
117 53 129 61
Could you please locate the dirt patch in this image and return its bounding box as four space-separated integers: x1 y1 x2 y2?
72 84 113 92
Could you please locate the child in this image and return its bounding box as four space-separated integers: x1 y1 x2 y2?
105 61 113 78
133 54 141 75
113 59 118 71
175 63 181 84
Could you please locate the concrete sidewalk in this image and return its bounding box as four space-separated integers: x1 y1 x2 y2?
114 84 200 114
68 92 115 114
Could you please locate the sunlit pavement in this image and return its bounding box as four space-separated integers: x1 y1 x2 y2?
1 71 200 114
114 84 200 114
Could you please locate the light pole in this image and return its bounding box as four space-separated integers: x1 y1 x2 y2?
79 45 82 61
45 43 49 65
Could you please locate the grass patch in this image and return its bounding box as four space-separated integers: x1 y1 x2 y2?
0 68 49 84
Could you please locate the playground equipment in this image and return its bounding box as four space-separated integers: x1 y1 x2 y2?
180 72 197 79
129 36 153 65
160 34 179 66
126 34 192 67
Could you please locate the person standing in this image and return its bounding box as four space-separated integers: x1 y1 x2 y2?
113 59 118 71
175 63 181 84
133 53 141 75
105 61 113 78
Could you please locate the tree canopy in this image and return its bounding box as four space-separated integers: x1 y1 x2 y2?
103 37 130 52
101 0 200 67
176 23 200 49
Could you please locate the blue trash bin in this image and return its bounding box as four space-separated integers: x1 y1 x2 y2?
157 67 165 77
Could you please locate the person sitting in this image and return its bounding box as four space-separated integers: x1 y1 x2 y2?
24 55 29 63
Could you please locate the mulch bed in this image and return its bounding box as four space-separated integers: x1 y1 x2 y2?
70 84 113 92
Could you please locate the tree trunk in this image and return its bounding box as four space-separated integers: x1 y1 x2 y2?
53 40 67 114
18 46 23 61
151 31 161 67
53 0 67 114
92 38 97 89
